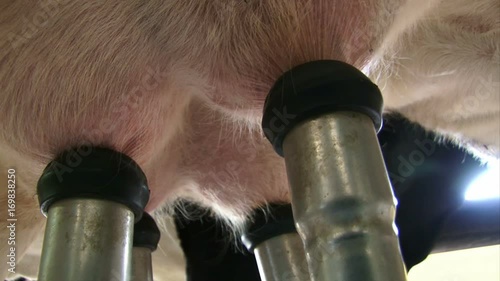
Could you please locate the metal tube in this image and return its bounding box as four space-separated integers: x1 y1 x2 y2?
282 112 407 281
253 233 310 281
131 247 154 281
38 198 135 281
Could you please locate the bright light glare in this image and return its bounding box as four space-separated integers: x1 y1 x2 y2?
465 160 500 201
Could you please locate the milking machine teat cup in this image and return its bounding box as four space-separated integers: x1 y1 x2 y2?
36 147 151 281
250 60 408 281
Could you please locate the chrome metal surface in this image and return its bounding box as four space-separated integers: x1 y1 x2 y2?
131 247 154 281
254 233 310 281
283 111 407 281
38 198 135 281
